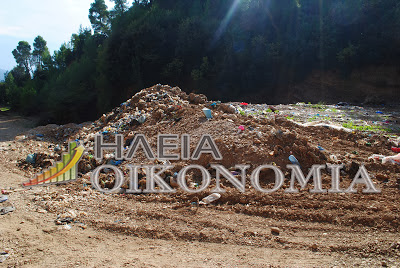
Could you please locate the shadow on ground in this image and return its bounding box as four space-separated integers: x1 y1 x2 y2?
0 112 37 142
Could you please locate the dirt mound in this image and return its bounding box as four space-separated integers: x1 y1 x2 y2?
68 85 330 173
15 84 400 264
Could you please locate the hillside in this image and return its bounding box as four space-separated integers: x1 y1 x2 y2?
2 0 400 123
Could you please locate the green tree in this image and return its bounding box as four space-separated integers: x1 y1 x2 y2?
4 73 20 108
71 26 92 59
32 36 49 70
111 0 128 17
0 81 6 105
53 43 73 70
12 41 32 75
89 0 110 35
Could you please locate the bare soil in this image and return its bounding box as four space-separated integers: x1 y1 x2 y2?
1 86 400 267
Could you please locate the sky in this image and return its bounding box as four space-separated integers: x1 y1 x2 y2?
0 0 119 71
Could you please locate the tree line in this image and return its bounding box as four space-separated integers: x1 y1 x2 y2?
1 0 399 123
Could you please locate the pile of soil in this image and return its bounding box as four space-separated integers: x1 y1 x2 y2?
13 84 400 265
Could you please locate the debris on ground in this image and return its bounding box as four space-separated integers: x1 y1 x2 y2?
0 252 10 263
199 193 221 205
0 206 15 215
5 84 400 264
0 195 8 203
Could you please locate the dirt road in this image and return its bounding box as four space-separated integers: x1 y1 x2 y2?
0 100 399 267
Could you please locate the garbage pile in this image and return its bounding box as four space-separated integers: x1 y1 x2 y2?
70 85 337 185
17 84 400 192
12 84 400 250
0 194 14 216
232 101 400 134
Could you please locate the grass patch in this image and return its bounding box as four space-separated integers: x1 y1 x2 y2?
342 121 391 132
308 102 327 110
308 115 331 122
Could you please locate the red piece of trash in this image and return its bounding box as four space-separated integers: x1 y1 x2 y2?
238 125 245 131
240 102 248 106
392 147 400 153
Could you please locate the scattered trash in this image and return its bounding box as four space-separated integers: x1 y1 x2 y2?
382 153 400 165
25 153 37 164
55 217 74 225
389 137 400 147
299 122 352 133
199 193 221 205
202 108 212 119
54 144 62 152
15 135 27 142
237 126 244 134
59 224 72 230
289 155 301 167
0 196 8 203
36 134 44 141
240 102 248 106
108 159 123 166
0 206 15 215
3 84 400 259
330 155 338 162
0 252 10 263
368 154 385 163
376 111 383 114
391 147 400 153
137 114 146 124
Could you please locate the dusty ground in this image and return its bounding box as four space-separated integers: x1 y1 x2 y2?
1 86 400 267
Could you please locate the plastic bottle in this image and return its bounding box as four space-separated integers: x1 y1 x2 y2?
368 154 385 162
382 153 400 165
25 153 37 164
202 108 212 119
199 193 221 205
289 155 301 167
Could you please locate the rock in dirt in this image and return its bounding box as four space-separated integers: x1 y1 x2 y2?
310 244 318 251
271 227 280 236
